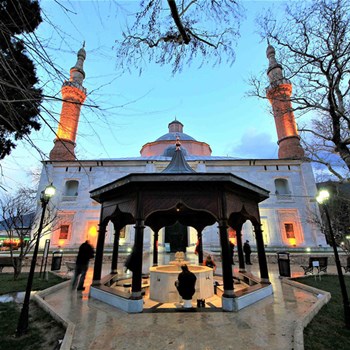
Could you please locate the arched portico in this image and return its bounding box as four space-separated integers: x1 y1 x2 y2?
90 170 270 312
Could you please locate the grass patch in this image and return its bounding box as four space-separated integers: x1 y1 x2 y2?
0 272 66 295
294 275 350 350
0 273 66 349
0 301 64 350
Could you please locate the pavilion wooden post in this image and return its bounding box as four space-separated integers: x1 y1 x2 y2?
111 221 121 274
197 229 204 264
153 229 159 266
254 224 270 282
218 219 234 296
92 223 107 285
236 225 245 272
131 218 145 298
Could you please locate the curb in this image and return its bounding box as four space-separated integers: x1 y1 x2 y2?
34 279 75 350
282 278 331 350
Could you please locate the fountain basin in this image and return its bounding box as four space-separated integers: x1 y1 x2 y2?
149 264 214 303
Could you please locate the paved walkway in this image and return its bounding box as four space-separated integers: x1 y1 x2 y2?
38 254 333 350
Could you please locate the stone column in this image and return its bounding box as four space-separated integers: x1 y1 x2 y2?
92 223 107 285
254 224 270 282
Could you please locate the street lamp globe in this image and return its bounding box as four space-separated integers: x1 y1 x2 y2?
316 189 330 204
41 183 56 203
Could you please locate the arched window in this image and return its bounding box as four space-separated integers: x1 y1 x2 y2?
274 178 291 199
63 180 79 201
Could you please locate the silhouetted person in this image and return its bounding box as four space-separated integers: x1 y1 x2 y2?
243 240 252 265
175 264 197 308
124 247 137 273
203 255 216 272
72 240 94 291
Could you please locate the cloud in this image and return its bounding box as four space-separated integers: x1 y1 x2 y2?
229 130 278 159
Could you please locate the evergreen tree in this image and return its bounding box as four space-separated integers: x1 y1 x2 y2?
0 0 43 159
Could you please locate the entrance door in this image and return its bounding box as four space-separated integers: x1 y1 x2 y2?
164 222 188 252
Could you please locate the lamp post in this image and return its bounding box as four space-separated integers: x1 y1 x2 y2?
316 189 350 329
16 184 56 337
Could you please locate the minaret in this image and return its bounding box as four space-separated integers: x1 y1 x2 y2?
49 45 87 161
266 45 304 159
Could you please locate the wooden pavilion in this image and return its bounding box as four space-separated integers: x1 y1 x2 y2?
89 143 271 312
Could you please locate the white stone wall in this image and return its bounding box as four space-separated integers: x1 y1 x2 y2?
36 158 326 251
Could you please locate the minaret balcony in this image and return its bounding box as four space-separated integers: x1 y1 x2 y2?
266 78 291 91
62 81 87 94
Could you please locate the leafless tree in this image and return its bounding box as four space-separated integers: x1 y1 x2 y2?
0 0 120 192
0 186 58 279
250 0 350 181
308 182 350 255
116 0 244 74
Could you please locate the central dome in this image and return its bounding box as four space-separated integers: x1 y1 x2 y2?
140 119 212 157
156 120 195 142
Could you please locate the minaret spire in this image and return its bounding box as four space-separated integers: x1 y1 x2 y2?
69 44 86 85
266 44 304 159
49 45 87 161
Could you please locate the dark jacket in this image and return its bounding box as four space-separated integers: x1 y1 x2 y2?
76 241 94 265
204 258 216 270
243 242 251 255
125 248 137 272
176 270 197 300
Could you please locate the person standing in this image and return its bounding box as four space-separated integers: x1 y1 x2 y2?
243 240 252 265
124 246 137 273
71 240 94 291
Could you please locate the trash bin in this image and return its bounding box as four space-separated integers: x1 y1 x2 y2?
277 251 291 277
51 251 63 271
165 243 171 253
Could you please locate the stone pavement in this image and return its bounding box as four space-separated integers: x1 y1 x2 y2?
40 254 332 350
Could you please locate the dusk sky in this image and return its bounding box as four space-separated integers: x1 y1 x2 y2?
1 1 290 192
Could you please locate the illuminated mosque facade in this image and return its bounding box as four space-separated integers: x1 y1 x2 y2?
37 45 327 253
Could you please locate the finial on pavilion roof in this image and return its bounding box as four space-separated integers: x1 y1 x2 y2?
162 135 195 173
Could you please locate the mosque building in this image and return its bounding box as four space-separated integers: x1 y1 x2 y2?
37 44 327 253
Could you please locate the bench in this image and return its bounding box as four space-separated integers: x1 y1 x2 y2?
342 256 350 273
0 256 20 273
301 257 328 275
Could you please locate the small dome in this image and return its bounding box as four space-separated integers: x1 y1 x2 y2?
156 132 195 142
163 145 188 157
140 119 212 157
